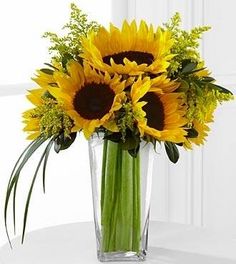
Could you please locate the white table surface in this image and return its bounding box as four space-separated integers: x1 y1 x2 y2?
0 221 236 264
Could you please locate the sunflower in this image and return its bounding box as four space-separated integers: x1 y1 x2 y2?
22 68 56 139
26 88 47 106
22 110 41 140
27 67 60 105
81 20 174 76
184 111 214 149
49 60 126 138
183 121 210 149
23 67 73 140
131 77 187 143
23 86 45 140
32 69 55 88
32 60 62 87
27 60 65 105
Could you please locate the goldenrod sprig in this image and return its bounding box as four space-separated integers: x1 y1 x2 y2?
43 3 100 66
27 97 74 139
163 13 210 75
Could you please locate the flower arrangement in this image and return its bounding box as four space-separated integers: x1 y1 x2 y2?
4 3 233 261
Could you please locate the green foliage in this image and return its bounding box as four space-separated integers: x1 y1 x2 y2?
4 131 77 243
176 61 234 126
43 3 100 66
164 142 179 163
163 13 211 76
21 138 54 243
187 128 198 138
54 132 77 153
4 137 48 245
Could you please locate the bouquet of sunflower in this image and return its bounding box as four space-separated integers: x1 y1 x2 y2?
4 4 233 261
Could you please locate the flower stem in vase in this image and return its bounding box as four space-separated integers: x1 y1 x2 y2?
101 140 141 253
101 140 119 252
132 153 141 252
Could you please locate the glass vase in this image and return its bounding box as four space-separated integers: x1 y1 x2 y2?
88 134 154 262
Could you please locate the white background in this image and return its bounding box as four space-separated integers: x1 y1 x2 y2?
0 0 236 247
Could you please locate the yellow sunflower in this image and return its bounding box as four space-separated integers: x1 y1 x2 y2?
32 60 62 87
131 77 187 143
26 88 46 106
81 20 174 75
27 61 63 105
23 69 53 139
32 69 55 88
184 111 214 149
22 111 41 140
49 60 126 138
23 86 45 140
23 66 73 140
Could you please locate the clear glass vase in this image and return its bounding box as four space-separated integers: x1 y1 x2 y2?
88 134 154 262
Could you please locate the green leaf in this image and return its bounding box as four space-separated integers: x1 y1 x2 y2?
40 68 54 75
202 76 215 82
62 53 74 68
54 133 77 153
43 90 56 100
208 83 233 95
121 136 140 151
187 128 198 138
177 79 189 92
192 81 203 96
42 138 54 193
189 67 206 74
44 63 59 71
164 142 179 163
128 144 140 158
103 132 122 143
181 60 197 74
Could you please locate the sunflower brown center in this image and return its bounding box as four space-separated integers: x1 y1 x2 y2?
73 82 115 120
141 92 165 130
103 51 154 66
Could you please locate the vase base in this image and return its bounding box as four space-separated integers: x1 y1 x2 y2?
98 250 147 262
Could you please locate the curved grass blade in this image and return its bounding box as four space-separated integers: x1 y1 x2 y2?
21 139 54 243
4 139 35 244
12 137 46 234
4 137 46 246
4 138 41 247
6 140 35 197
42 138 54 193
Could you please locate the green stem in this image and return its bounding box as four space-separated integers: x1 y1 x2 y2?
119 149 133 250
101 141 141 253
108 144 122 251
101 139 108 218
101 141 119 252
132 153 141 252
